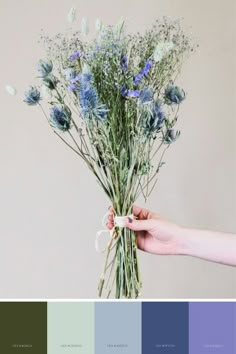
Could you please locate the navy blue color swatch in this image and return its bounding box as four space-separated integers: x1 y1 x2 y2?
142 302 189 354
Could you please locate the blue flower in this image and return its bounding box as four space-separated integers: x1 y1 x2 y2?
164 129 180 143
38 59 53 78
120 86 140 98
144 101 165 135
139 88 153 104
121 55 128 72
64 68 79 82
68 83 77 91
24 86 41 105
134 59 153 85
164 85 185 104
142 60 153 76
79 84 108 120
127 90 141 97
78 72 93 86
68 51 81 61
49 105 71 131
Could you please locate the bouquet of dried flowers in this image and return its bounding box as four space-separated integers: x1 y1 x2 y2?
24 17 193 298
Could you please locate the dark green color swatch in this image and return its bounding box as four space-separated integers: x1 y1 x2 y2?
0 302 47 354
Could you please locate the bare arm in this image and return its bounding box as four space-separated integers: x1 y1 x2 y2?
107 205 236 266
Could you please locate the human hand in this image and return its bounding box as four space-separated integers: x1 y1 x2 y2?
107 205 186 255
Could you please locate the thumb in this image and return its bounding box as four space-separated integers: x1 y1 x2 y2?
125 217 154 231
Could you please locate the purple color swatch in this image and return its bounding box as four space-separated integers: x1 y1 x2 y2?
189 302 234 354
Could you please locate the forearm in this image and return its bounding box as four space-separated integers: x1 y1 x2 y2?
179 227 236 266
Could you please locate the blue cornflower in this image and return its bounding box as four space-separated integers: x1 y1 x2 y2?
134 59 153 85
24 86 41 105
49 105 71 131
120 86 128 97
68 51 81 61
127 90 141 97
139 88 153 104
164 85 185 105
144 101 165 135
142 60 153 76
38 59 53 78
120 86 140 98
121 55 128 72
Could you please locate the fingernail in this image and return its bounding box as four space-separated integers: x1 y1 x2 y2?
128 217 133 223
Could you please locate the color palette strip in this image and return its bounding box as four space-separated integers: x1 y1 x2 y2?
0 302 235 354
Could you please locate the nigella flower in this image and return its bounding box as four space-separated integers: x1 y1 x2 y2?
139 88 153 104
24 86 41 105
49 105 71 131
38 59 53 78
164 85 185 105
121 55 128 72
79 84 108 120
134 59 153 85
68 51 81 61
144 101 165 135
164 129 180 144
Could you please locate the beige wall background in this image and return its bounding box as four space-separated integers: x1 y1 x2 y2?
0 0 235 298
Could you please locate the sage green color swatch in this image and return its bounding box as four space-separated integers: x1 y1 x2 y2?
47 302 94 354
0 302 47 354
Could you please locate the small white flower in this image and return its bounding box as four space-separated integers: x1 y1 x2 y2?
5 85 17 96
67 7 77 23
95 18 103 32
153 41 174 62
81 17 89 36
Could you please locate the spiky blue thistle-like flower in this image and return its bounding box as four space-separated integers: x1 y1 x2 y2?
42 76 58 90
79 85 108 120
134 59 153 85
24 86 41 105
78 66 108 120
139 88 154 104
164 85 185 104
49 105 71 131
64 68 78 81
164 129 180 143
78 72 93 85
38 59 53 78
143 101 165 135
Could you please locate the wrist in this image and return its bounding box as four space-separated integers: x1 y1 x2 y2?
175 226 191 256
